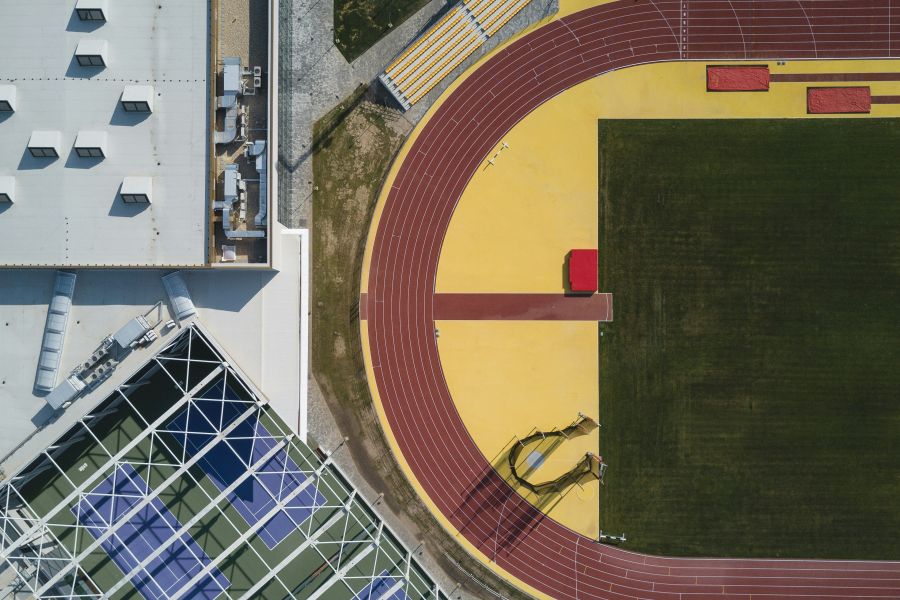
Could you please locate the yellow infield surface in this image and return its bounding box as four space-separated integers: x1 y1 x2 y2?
359 1 900 590
436 320 600 536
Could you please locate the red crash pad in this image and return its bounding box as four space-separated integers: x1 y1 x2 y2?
568 249 598 293
807 86 871 114
707 66 770 91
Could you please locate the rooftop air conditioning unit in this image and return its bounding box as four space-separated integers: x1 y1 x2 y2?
121 177 152 204
0 85 15 113
75 0 108 22
121 85 153 113
0 176 14 203
75 39 108 67
27 131 62 158
74 131 108 158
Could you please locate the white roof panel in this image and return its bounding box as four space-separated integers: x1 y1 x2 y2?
0 177 14 202
75 0 109 11
27 131 62 151
74 131 108 150
0 85 16 111
0 0 208 267
74 39 107 57
122 85 154 107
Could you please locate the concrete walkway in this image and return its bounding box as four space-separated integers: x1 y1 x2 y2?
276 0 557 228
277 0 446 227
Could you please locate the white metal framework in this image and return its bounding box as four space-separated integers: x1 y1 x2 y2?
0 324 446 600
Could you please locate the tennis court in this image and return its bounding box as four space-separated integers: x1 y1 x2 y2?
73 463 229 600
0 324 445 600
166 381 326 550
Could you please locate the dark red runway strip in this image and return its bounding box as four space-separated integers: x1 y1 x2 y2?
771 72 900 82
364 1 900 598
432 293 613 320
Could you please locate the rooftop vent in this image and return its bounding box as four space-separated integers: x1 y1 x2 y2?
0 85 15 113
75 0 108 22
121 177 152 204
75 39 108 67
74 131 108 158
0 176 14 203
28 131 62 158
121 85 153 113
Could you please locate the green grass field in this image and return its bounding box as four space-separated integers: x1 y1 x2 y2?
334 0 431 61
597 119 900 560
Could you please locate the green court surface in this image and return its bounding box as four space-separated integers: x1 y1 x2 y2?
3 326 442 600
597 119 900 560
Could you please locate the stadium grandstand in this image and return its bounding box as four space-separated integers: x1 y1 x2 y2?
0 323 445 600
379 0 531 109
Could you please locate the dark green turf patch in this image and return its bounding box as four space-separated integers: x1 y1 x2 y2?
597 119 900 560
334 0 430 62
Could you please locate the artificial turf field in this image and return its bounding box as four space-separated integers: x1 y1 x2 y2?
597 119 900 560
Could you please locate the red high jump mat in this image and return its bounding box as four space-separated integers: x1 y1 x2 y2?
568 249 598 293
707 65 770 91
807 86 871 114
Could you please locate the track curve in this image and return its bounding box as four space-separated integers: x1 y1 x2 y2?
364 2 900 598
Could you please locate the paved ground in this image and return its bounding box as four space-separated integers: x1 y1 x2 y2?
276 0 557 228
0 224 302 478
276 0 442 228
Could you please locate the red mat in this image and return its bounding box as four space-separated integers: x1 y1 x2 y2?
568 249 598 293
807 86 871 113
707 65 770 91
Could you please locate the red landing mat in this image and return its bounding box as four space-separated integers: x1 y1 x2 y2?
568 249 598 293
707 65 770 91
807 87 871 114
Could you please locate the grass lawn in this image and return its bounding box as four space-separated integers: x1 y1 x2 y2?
334 0 431 62
312 88 407 428
597 119 900 560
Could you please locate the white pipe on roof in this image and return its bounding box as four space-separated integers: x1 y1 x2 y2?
253 142 269 227
161 271 196 321
36 271 76 393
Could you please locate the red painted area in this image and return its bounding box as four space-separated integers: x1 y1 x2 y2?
432 293 612 321
807 87 871 114
364 2 900 598
568 249 598 292
771 72 900 83
707 65 770 91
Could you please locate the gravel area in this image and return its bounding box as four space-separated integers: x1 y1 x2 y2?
277 0 558 227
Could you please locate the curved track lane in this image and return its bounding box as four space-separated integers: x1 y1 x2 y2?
365 1 900 598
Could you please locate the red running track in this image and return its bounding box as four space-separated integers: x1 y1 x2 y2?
363 1 900 598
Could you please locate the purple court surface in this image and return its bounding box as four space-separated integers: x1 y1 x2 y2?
168 382 325 549
354 570 408 600
73 464 229 600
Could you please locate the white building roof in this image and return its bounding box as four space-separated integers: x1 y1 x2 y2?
0 0 208 267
